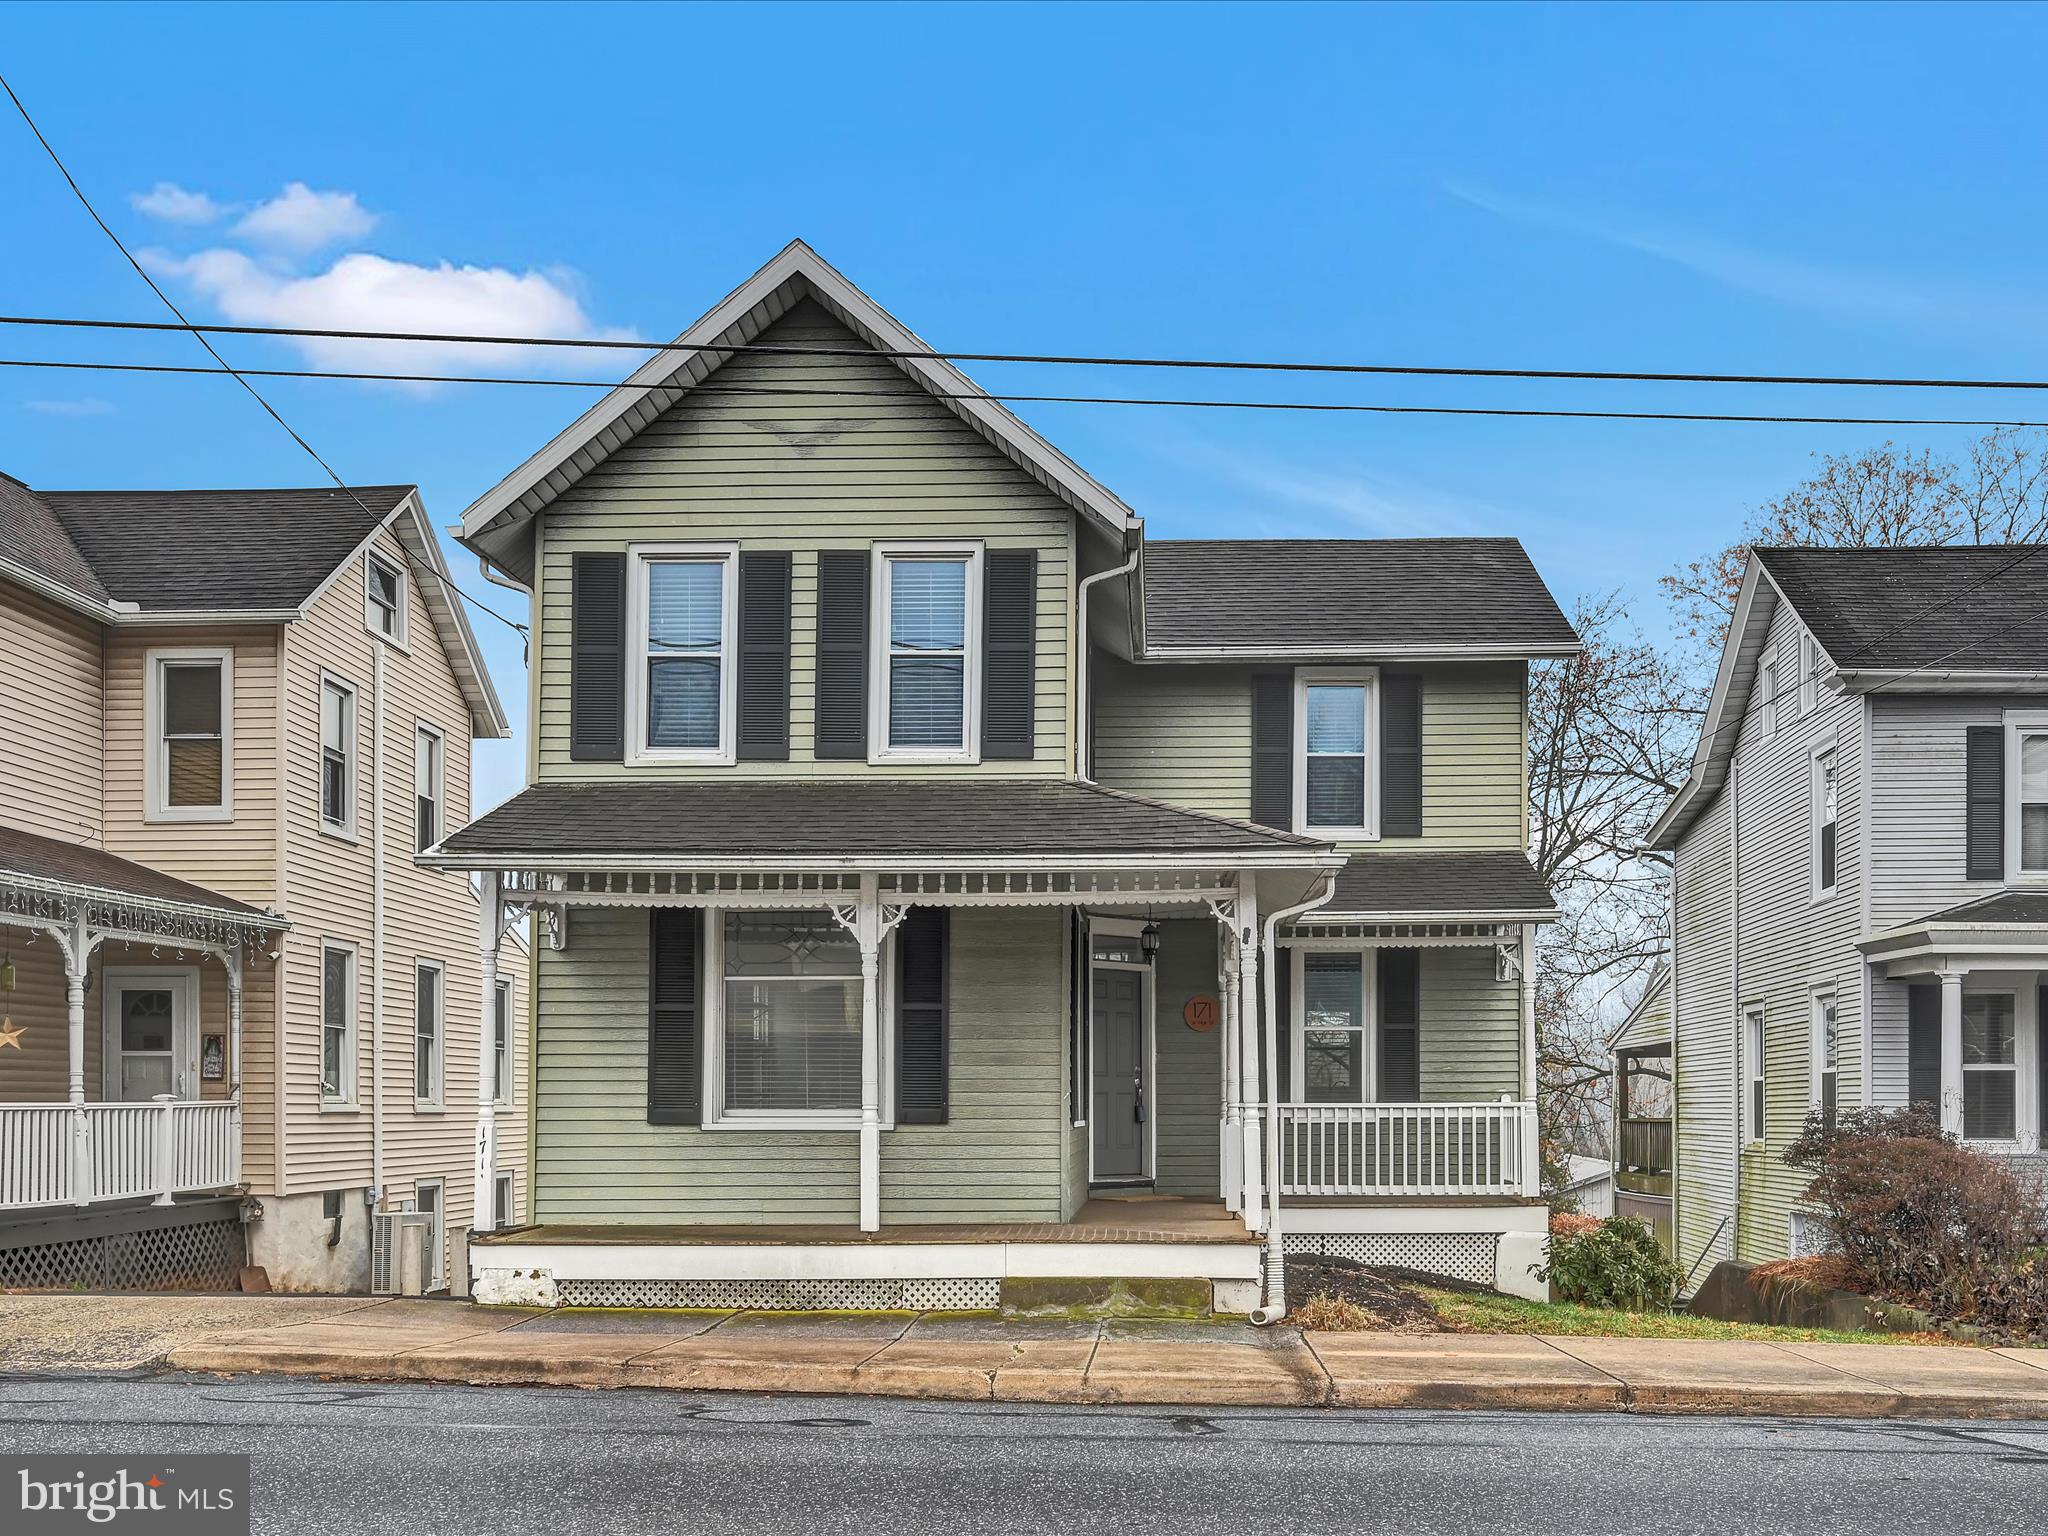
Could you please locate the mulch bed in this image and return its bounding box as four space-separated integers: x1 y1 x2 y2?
1284 1255 1455 1333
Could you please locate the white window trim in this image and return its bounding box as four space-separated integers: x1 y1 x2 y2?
700 905 895 1131
1758 647 1782 741
1808 988 1837 1113
625 542 739 766
144 647 233 824
364 550 409 649
412 1177 445 1289
2004 710 2048 883
1742 1005 1766 1147
1960 987 2028 1149
319 671 359 841
413 718 446 853
1809 736 1839 902
493 976 514 1108
1289 946 1377 1103
320 939 358 1108
413 958 445 1110
1798 631 1819 717
1293 667 1381 840
493 1169 518 1230
869 539 984 765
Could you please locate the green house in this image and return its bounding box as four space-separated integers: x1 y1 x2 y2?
430 242 1579 1315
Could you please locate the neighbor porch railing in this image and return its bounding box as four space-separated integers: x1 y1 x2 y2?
1618 1115 1673 1176
1270 1100 1540 1198
0 1099 240 1211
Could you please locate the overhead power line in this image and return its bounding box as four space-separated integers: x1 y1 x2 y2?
4 355 2048 430
3 310 2048 395
0 70 529 645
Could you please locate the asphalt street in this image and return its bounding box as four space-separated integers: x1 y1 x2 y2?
0 1373 2041 1535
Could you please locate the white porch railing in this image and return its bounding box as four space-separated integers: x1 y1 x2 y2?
1272 1100 1540 1198
0 1100 241 1211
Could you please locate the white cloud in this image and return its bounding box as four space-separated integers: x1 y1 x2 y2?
22 397 116 417
232 183 377 252
130 182 228 225
146 247 635 388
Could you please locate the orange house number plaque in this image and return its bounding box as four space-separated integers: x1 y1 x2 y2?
1182 994 1219 1033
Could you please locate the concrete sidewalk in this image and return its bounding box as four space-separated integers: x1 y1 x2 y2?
9 1296 2048 1417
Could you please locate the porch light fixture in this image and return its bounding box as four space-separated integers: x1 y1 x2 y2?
1139 922 1161 961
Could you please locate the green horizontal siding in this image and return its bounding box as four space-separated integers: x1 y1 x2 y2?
534 300 1073 779
1419 946 1522 1101
1152 919 1223 1196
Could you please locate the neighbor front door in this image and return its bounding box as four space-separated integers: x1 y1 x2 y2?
1091 969 1146 1180
101 970 197 1102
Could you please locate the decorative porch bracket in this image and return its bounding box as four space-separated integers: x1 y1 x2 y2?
829 883 910 1233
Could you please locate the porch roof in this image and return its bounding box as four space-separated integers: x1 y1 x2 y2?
0 823 275 923
1859 889 2048 971
429 778 1333 868
1318 850 1557 922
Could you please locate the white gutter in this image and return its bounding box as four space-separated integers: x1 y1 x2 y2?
1250 871 1338 1326
1137 641 1585 663
1075 548 1139 781
417 848 1344 874
371 644 387 1203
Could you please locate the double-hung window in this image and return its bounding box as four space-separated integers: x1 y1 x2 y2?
1743 1007 1766 1144
492 977 512 1106
629 546 736 762
2010 716 2048 878
493 1172 516 1230
716 910 864 1119
320 677 356 834
1812 746 1838 895
872 543 980 761
1963 993 2018 1141
320 942 355 1105
365 553 406 644
1798 633 1818 715
414 961 443 1107
148 649 231 821
1761 648 1785 736
1295 671 1377 837
1811 992 1837 1119
414 724 444 852
1299 952 1369 1102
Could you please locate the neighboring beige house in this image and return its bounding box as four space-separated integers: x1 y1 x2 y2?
0 473 523 1293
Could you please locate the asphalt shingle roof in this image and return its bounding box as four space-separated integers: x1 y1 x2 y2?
1920 890 2048 927
1323 850 1557 918
32 484 413 611
0 472 108 602
1141 537 1578 656
0 822 264 915
437 779 1326 861
1755 545 2048 672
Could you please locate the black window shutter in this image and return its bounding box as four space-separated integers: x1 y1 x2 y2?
647 909 702 1125
1250 673 1294 830
1907 983 1940 1114
1377 948 1421 1102
1274 945 1293 1102
1381 672 1423 838
896 908 949 1123
981 549 1036 760
569 552 626 762
1966 725 2004 880
736 551 791 761
815 549 870 759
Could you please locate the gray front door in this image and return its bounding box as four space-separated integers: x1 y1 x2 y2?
1091 969 1145 1180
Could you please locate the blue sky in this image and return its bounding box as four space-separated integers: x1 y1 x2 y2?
4 2 2044 812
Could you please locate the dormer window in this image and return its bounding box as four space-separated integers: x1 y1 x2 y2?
365 553 406 645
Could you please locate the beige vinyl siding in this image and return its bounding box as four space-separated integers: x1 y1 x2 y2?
1091 659 1527 851
1418 947 1521 1101
532 904 1068 1225
533 299 1073 779
0 579 103 843
1152 918 1223 1196
274 527 525 1265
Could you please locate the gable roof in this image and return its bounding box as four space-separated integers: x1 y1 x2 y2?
0 472 109 605
458 240 1139 584
1139 537 1580 659
1753 544 2048 674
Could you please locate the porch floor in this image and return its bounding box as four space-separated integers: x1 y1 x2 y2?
476 1196 1257 1248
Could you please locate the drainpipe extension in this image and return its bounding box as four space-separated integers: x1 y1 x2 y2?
1074 547 1139 782
1249 871 1337 1326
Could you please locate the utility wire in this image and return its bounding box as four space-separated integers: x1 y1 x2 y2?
5 310 2048 395
0 70 529 646
6 355 2048 430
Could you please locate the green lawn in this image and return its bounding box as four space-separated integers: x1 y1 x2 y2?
1412 1285 1963 1346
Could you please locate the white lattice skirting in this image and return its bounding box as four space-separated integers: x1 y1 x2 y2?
555 1276 1002 1311
1281 1230 1501 1288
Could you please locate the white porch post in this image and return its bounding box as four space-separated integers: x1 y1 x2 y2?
473 871 502 1235
64 915 90 1207
856 874 883 1234
225 948 244 1100
1938 967 1966 1139
1217 911 1243 1213
1236 875 1264 1230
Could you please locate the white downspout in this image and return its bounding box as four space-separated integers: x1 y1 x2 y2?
371 643 386 1203
1075 549 1139 782
1250 871 1337 1326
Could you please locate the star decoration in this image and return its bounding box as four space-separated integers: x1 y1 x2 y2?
0 1017 23 1050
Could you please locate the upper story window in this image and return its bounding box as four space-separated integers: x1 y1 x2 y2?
1812 745 1838 896
365 553 407 645
2014 721 2048 877
147 648 231 822
320 676 357 835
1963 993 2017 1141
414 723 444 852
872 543 981 762
628 546 736 763
1743 1006 1766 1145
1294 670 1378 837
